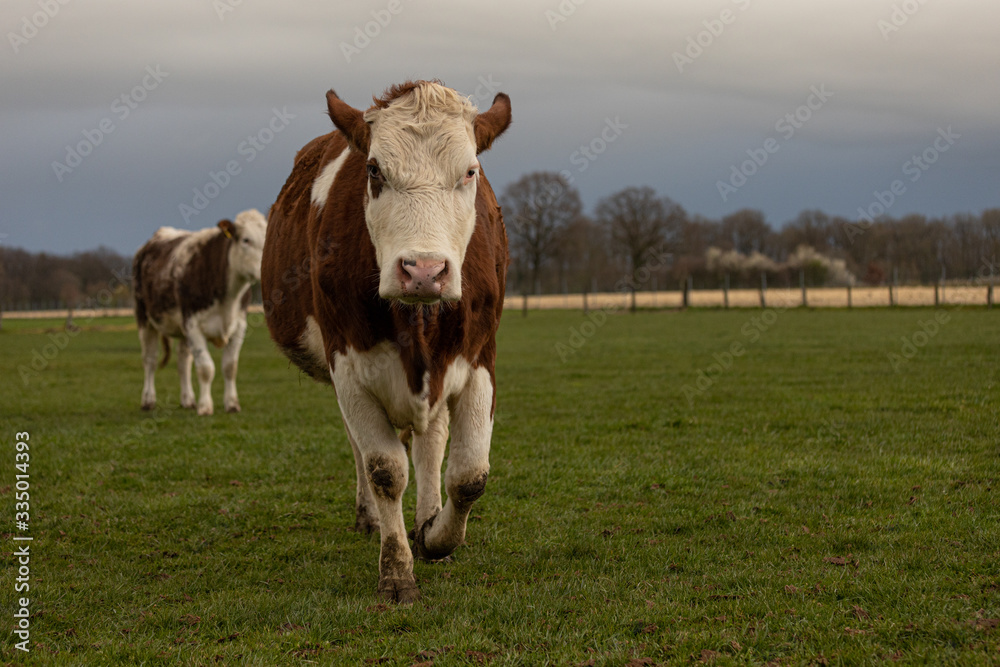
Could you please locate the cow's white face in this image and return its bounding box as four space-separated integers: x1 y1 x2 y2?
327 82 511 304
223 208 267 283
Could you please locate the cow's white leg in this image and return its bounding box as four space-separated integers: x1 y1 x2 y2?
344 423 380 534
413 366 492 561
177 338 196 409
410 407 450 533
138 326 160 410
333 369 418 604
221 318 247 413
186 328 215 416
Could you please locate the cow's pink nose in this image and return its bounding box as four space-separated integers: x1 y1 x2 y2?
398 258 448 299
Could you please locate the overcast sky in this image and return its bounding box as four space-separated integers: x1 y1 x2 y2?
2 0 998 255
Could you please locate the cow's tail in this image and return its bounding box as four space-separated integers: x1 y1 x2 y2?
158 335 171 369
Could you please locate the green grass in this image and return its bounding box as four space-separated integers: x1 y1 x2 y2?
1 308 998 665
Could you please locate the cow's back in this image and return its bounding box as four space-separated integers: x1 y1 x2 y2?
133 228 187 329
263 132 349 382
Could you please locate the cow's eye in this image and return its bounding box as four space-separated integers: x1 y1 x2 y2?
366 162 381 180
241 238 250 245
461 166 478 186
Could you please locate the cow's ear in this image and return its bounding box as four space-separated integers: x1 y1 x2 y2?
327 89 371 155
474 93 511 154
218 219 236 239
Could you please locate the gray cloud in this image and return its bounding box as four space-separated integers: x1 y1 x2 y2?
2 0 998 254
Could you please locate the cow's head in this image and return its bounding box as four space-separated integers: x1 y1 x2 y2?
219 208 268 283
326 80 511 304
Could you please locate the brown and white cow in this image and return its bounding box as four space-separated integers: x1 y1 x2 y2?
133 209 267 415
262 80 511 603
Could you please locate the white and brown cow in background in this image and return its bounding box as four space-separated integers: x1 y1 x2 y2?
262 80 511 603
133 209 267 415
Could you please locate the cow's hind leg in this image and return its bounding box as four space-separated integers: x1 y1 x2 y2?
139 326 160 410
177 339 195 409
412 367 492 562
409 408 450 557
345 424 380 534
221 318 247 413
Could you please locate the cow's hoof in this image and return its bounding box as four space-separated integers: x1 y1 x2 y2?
197 404 214 416
377 576 420 605
355 505 380 535
225 402 241 413
140 402 155 411
180 397 196 409
411 514 452 562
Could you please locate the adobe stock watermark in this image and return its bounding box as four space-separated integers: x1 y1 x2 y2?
554 246 671 362
17 265 132 386
50 65 169 183
877 0 929 40
887 255 996 372
7 0 72 55
340 0 409 63
544 0 586 31
842 126 960 244
213 0 243 21
673 0 753 74
559 117 628 186
681 302 789 405
716 84 833 203
467 75 503 109
178 107 295 224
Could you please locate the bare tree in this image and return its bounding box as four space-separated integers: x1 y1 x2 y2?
721 208 773 255
501 172 582 294
596 186 683 307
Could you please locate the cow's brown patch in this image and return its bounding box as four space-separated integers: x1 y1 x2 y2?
366 157 384 199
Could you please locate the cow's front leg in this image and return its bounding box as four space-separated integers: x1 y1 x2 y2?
185 328 215 416
333 372 418 604
413 367 492 561
221 318 247 413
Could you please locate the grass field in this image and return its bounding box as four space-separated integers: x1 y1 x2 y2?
1 308 998 665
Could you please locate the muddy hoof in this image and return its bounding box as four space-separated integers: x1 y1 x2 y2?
377 576 420 605
411 514 453 563
354 506 380 535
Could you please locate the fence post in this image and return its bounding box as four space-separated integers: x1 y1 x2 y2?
522 292 528 317
800 268 807 308
847 283 852 309
934 283 939 307
682 277 689 309
760 272 767 309
723 273 730 309
583 290 589 314
990 264 995 309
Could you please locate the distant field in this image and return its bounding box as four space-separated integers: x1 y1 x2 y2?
2 283 994 323
1 309 998 665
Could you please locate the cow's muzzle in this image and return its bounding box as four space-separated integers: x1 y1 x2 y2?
395 256 450 303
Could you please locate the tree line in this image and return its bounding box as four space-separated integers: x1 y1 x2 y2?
0 246 133 311
500 172 999 294
2 174 997 310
